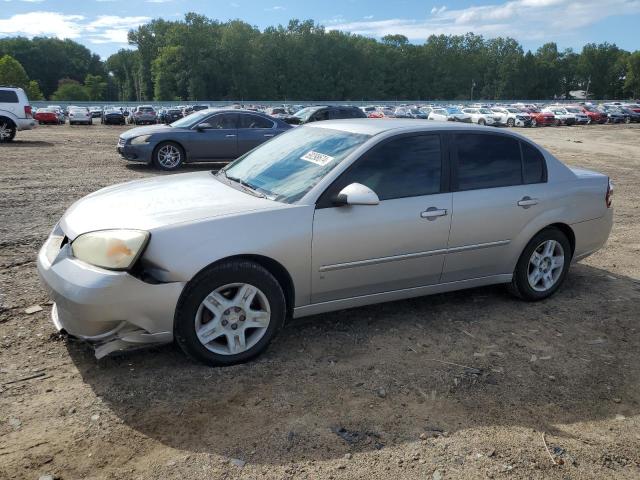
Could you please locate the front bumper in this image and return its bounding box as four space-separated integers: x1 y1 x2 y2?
117 141 154 163
37 233 185 358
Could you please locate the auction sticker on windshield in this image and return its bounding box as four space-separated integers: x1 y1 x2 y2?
301 150 334 166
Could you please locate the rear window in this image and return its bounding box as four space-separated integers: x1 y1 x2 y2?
454 134 522 191
0 90 19 103
521 142 546 184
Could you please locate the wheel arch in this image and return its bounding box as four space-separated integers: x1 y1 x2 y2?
179 254 296 321
0 115 17 128
535 222 576 256
153 139 189 163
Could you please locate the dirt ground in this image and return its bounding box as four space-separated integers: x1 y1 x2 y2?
0 122 639 480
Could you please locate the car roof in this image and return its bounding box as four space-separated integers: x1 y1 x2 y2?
305 118 517 136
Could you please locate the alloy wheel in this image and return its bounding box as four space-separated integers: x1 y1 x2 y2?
0 121 14 141
157 144 182 169
194 283 271 355
527 240 565 292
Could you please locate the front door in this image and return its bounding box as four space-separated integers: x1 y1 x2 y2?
236 113 277 154
311 134 452 303
190 113 238 160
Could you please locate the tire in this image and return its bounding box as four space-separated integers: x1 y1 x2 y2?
0 119 16 142
531 118 537 127
587 117 592 125
555 119 561 126
153 141 185 170
174 260 286 366
624 116 631 124
506 118 515 127
478 118 485 126
508 228 572 301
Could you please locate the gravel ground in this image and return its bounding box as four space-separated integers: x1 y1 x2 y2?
0 123 639 480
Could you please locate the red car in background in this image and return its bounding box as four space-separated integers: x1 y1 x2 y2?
34 108 62 125
520 107 555 127
570 105 606 124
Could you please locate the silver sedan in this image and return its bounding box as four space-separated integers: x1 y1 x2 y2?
38 120 613 365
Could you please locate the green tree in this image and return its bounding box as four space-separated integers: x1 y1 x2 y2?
0 54 29 88
625 51 640 98
51 79 89 101
84 74 107 100
25 80 44 100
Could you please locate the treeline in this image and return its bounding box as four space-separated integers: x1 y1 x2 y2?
2 14 640 101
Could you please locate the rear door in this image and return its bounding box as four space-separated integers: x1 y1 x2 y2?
236 113 277 154
311 133 452 303
189 113 238 160
441 132 549 282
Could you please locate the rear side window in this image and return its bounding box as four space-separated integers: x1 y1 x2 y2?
521 142 546 184
0 90 19 103
454 134 522 190
238 114 273 129
320 134 442 204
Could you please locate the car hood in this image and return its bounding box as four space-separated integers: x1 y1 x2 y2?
60 172 284 239
119 124 178 140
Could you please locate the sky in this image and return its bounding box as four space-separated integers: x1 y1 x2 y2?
0 0 639 59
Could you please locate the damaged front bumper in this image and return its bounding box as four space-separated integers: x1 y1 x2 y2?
37 232 185 359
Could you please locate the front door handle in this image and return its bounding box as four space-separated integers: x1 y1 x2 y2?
517 196 538 208
225 134 237 138
420 207 448 220
264 133 275 137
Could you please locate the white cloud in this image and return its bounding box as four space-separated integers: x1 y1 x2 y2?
329 0 640 42
264 5 285 11
363 15 374 20
20 0 46 3
0 11 151 44
146 0 172 3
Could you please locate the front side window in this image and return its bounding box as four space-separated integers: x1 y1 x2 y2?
222 126 370 203
238 114 273 129
320 135 442 204
454 134 522 191
205 113 237 129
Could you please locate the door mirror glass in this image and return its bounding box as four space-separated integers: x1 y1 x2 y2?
334 183 379 206
196 122 212 130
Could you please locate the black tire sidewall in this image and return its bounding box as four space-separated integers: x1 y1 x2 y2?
512 228 572 301
507 118 515 127
174 261 286 366
153 141 184 170
0 121 16 142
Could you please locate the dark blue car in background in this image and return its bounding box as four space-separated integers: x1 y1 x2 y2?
117 109 292 170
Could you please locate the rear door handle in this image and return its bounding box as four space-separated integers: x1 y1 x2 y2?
264 133 275 137
420 207 448 220
225 134 236 138
517 196 538 207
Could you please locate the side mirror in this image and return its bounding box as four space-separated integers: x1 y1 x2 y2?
333 183 379 206
196 122 212 131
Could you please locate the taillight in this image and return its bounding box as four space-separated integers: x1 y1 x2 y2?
24 105 32 118
606 178 613 208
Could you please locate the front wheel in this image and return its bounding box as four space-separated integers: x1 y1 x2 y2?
478 118 485 126
531 118 537 127
153 141 184 170
509 228 571 301
174 260 286 366
506 118 515 127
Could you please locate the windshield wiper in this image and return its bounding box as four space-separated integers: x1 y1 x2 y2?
215 170 265 198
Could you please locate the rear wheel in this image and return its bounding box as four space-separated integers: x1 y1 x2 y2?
624 116 631 124
174 260 286 366
0 119 16 142
153 141 184 170
531 118 537 127
478 118 485 126
509 228 571 301
507 118 515 127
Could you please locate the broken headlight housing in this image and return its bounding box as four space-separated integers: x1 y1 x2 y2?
71 229 150 271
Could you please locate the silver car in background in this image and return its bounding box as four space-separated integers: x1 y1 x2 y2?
38 120 613 365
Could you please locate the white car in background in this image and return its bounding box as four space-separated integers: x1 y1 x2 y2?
0 86 35 142
542 107 577 126
68 107 93 126
462 107 499 126
491 107 532 127
428 107 472 123
560 106 590 125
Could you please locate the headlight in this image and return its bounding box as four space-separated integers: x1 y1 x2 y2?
130 135 151 145
71 230 149 270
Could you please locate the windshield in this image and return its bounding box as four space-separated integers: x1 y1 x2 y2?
170 109 212 128
479 108 492 114
447 108 462 114
293 107 320 122
221 127 370 203
566 107 581 113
